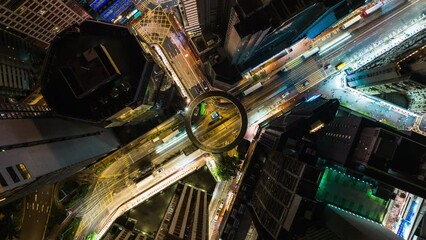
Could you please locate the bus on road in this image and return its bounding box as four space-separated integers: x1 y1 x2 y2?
162 129 180 142
301 47 320 60
242 82 263 96
200 102 206 116
341 15 362 30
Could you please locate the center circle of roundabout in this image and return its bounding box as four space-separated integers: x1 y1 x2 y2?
184 91 248 154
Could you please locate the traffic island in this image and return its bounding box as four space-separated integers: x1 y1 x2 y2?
184 91 248 153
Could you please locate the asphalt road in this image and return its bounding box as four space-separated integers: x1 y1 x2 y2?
71 1 426 238
21 184 53 240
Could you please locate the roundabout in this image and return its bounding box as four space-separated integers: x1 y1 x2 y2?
184 91 248 153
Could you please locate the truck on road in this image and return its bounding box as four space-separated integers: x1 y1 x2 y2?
301 47 320 60
341 15 362 30
242 82 263 96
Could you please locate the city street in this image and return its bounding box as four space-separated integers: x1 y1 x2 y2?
21 185 53 240
70 0 426 238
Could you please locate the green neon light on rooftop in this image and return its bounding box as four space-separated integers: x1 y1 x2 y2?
316 168 388 222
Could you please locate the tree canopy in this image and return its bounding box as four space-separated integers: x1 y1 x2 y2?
0 201 21 240
215 154 241 181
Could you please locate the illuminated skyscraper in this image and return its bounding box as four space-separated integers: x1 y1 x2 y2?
0 105 120 205
155 183 208 240
81 0 140 24
0 0 91 47
41 21 165 127
219 98 422 240
0 28 42 98
223 0 365 70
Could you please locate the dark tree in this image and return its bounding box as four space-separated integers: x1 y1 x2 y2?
216 154 241 181
0 201 21 240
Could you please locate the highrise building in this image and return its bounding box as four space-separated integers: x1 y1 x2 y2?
0 0 91 48
176 0 236 36
224 0 365 70
315 112 426 198
347 46 426 114
246 98 340 239
179 0 203 36
155 183 208 240
215 0 236 38
0 103 120 205
219 98 423 240
0 102 51 119
41 20 167 127
0 28 46 100
76 0 140 24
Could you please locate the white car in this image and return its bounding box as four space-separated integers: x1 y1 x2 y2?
218 201 224 211
213 213 219 222
282 91 290 98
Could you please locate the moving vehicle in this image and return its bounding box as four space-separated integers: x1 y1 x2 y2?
211 111 222 121
323 64 332 70
242 82 263 96
218 201 224 211
363 2 384 17
201 81 209 90
336 62 347 70
213 213 219 222
319 33 351 55
193 106 200 116
301 47 320 60
282 91 290 98
302 81 310 87
341 15 362 30
199 102 206 116
162 129 180 142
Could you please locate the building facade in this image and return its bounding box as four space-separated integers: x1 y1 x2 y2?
219 98 422 240
41 20 165 127
179 0 203 36
0 0 91 47
0 28 34 98
0 111 120 205
0 28 47 101
224 0 365 70
155 183 208 240
79 0 140 24
347 46 426 114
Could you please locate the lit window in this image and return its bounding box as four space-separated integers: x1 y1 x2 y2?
16 164 31 180
38 9 46 16
51 26 60 33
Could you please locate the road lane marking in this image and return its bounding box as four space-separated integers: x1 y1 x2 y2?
322 0 421 60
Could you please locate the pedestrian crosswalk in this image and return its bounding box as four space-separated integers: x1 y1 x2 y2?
295 70 326 93
284 56 303 71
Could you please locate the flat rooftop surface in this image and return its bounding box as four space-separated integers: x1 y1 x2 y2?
316 168 388 222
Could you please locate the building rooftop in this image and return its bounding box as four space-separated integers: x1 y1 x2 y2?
316 167 388 222
41 20 154 124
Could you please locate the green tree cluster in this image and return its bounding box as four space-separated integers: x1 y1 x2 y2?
216 154 241 181
0 201 21 240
